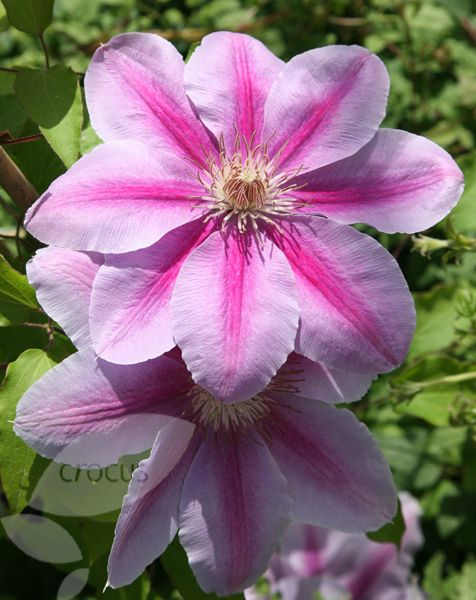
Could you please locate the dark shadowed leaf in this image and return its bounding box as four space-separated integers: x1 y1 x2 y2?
162 536 245 600
1 0 54 33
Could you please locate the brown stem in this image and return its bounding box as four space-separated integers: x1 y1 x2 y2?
0 67 18 73
0 146 39 211
1 133 44 146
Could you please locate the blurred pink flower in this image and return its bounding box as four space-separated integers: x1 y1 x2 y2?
24 32 463 402
246 492 424 600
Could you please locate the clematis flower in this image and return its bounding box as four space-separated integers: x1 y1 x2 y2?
15 246 396 595
246 492 424 600
24 32 463 403
15 353 397 595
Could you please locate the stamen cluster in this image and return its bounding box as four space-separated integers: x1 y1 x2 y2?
186 384 271 433
195 132 304 234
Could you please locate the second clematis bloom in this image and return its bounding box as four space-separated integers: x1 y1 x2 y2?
15 247 397 596
24 32 463 402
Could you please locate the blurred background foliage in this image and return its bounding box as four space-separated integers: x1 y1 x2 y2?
1 0 476 599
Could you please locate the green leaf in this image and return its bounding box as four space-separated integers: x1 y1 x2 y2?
0 255 39 325
162 537 245 600
9 132 65 193
367 498 405 548
0 349 59 512
0 71 15 95
408 285 469 359
393 357 476 426
450 151 476 234
0 3 8 31
0 326 48 363
456 559 476 599
80 120 101 156
423 553 446 600
1 0 54 34
185 41 200 63
14 66 83 167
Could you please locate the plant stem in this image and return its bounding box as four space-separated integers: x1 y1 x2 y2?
0 147 38 212
39 32 50 69
1 134 44 146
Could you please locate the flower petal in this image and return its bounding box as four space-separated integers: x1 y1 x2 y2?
275 217 415 373
25 141 201 253
85 33 215 163
263 45 389 173
179 434 292 596
293 129 464 234
27 247 102 349
267 395 397 532
14 348 191 466
90 219 212 364
278 353 374 404
171 233 300 403
185 32 283 153
108 419 197 588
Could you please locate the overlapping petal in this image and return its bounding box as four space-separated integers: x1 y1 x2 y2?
171 233 300 403
267 395 397 532
27 247 102 349
108 420 197 588
14 349 191 466
179 434 292 596
25 141 202 253
90 219 212 364
275 217 415 373
279 353 374 404
293 129 464 233
263 45 389 173
85 33 216 163
185 32 283 153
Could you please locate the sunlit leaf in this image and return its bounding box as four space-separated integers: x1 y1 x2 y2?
0 255 39 325
0 349 59 512
15 66 83 167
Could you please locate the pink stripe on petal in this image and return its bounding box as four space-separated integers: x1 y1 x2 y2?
14 349 191 466
108 421 197 588
185 32 283 152
27 247 102 350
25 141 201 253
267 395 397 532
85 33 216 164
90 219 213 364
293 129 464 234
264 46 389 173
171 232 300 403
276 217 415 373
179 434 292 596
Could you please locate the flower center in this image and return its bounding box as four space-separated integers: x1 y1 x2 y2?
186 385 270 433
194 132 305 234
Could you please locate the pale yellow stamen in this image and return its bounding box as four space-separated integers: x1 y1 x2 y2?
193 131 306 235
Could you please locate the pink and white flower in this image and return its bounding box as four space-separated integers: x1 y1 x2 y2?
15 350 397 596
14 247 396 595
246 492 424 600
24 32 463 403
